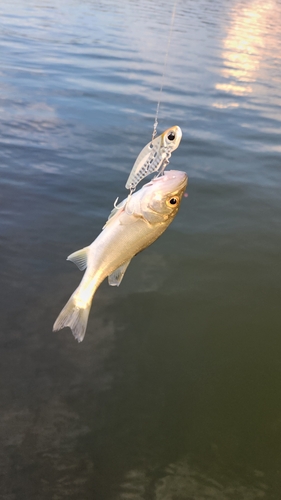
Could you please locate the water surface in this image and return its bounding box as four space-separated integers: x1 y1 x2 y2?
1 0 281 498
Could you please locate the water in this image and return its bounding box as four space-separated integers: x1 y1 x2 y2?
1 0 281 498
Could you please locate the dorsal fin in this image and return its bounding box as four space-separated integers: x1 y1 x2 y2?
66 246 89 271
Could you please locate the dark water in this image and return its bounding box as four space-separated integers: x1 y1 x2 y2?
1 0 281 498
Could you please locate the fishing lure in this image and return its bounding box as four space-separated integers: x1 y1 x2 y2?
125 125 182 191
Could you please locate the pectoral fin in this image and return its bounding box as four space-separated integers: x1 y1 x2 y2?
108 259 131 286
67 246 89 271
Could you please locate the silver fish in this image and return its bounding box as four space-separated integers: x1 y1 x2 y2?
125 126 182 191
53 170 188 342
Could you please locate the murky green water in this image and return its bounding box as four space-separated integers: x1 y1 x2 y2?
1 0 281 498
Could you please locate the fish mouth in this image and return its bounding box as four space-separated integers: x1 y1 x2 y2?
178 172 188 190
165 170 188 191
145 170 188 191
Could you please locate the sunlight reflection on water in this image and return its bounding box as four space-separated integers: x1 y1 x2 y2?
214 0 279 104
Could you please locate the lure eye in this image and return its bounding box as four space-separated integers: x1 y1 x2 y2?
167 132 176 141
169 197 178 205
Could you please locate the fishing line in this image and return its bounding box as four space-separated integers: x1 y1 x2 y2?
152 0 178 142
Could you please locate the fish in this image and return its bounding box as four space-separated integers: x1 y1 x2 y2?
125 126 182 191
53 170 188 342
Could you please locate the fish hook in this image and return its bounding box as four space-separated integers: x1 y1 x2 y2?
124 189 134 215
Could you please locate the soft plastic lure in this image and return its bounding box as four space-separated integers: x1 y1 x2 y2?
125 125 182 191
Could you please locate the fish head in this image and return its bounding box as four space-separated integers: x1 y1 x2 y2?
139 170 188 223
160 125 182 151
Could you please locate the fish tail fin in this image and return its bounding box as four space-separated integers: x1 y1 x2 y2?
53 294 91 343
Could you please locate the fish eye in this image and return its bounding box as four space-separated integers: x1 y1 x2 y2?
168 197 178 205
167 132 176 141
